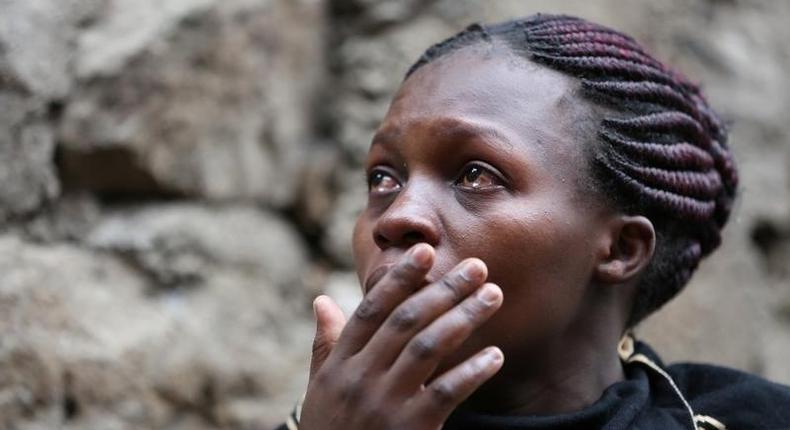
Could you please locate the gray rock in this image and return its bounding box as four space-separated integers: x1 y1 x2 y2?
23 192 102 243
0 109 59 221
0 233 314 429
321 173 365 268
86 203 309 292
329 15 455 161
292 144 342 234
74 0 216 78
0 0 83 98
58 0 325 206
0 0 106 221
322 270 362 317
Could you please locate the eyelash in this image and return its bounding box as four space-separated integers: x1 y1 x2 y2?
366 167 401 195
455 162 507 192
365 162 507 195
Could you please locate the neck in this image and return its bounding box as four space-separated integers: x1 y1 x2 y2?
476 339 624 415
461 304 629 415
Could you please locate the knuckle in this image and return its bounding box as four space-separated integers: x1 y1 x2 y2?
459 299 486 322
354 296 382 322
389 306 420 332
359 395 386 420
314 369 331 385
391 260 416 280
339 372 366 403
437 276 463 303
408 335 439 360
311 336 331 358
429 381 457 406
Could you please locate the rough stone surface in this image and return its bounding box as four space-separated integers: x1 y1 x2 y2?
0 0 789 428
86 204 308 292
0 3 59 220
58 0 325 205
0 234 312 429
0 108 59 221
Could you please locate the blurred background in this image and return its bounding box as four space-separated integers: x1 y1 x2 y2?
0 0 789 428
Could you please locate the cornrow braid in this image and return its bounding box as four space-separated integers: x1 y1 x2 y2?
405 14 738 325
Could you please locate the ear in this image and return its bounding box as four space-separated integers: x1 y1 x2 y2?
594 215 656 285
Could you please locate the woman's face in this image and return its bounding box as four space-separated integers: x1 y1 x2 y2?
352 45 615 374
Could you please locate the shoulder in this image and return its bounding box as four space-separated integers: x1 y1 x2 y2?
625 338 790 429
669 362 790 429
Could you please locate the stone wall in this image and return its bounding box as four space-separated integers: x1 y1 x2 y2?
1 0 788 428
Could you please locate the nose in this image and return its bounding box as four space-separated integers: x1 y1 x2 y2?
372 182 441 250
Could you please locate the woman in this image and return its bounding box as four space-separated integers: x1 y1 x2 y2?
280 14 790 430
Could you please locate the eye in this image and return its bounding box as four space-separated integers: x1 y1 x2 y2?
367 168 401 194
455 163 505 191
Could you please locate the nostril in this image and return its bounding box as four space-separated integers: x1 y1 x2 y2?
403 231 424 244
374 233 390 248
373 230 425 249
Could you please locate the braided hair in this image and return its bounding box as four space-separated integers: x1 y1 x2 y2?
406 14 738 325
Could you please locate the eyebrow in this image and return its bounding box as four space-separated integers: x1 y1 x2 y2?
433 118 515 152
371 117 515 152
370 126 402 148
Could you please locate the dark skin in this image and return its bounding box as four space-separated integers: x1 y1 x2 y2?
300 41 657 429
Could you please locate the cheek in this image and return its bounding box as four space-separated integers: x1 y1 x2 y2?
459 209 587 287
455 207 595 345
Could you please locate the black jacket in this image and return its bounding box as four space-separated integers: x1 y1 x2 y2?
277 338 790 429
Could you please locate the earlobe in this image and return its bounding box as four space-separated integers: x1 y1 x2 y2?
594 216 656 285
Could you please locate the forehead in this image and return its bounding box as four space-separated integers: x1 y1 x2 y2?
377 43 593 170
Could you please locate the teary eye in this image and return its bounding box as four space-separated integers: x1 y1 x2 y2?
456 163 503 191
367 168 401 194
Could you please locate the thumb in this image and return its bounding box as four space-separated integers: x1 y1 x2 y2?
309 295 346 380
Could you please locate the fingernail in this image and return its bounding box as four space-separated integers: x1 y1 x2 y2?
313 296 325 314
486 347 503 364
476 284 500 305
461 260 484 282
409 244 431 268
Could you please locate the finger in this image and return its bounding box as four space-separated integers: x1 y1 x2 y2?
309 295 347 380
333 243 434 357
413 346 504 424
388 282 502 390
361 258 488 368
